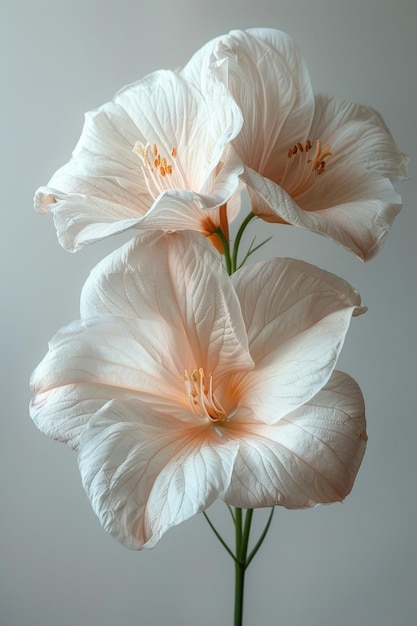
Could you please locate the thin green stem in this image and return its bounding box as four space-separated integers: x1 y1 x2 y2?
233 508 257 625
227 504 236 523
231 212 256 273
241 509 253 562
208 212 275 625
236 236 273 270
203 511 236 562
216 227 232 275
246 507 275 567
234 507 243 556
204 505 275 624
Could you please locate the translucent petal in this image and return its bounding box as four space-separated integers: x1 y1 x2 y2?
310 94 409 181
34 70 243 250
81 231 253 380
242 164 402 260
78 399 239 549
224 371 366 508
30 316 191 448
229 257 364 422
182 28 314 179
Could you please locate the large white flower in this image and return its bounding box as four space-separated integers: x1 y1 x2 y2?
182 28 408 260
30 231 367 549
34 70 243 251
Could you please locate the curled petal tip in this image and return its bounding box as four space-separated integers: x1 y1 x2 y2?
353 304 368 317
34 188 56 214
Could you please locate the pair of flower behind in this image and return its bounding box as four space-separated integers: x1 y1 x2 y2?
35 28 407 260
31 229 367 549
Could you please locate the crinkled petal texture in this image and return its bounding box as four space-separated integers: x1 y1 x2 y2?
242 93 407 260
227 256 365 423
31 231 253 450
34 70 243 251
78 399 241 550
79 372 366 549
223 371 367 509
183 28 408 260
182 28 315 179
30 231 366 549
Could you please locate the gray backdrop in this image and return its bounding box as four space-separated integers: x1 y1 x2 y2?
1 1 416 624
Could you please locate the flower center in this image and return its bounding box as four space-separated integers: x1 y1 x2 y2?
183 368 227 423
280 139 332 197
133 141 178 197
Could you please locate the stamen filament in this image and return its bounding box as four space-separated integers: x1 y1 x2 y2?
280 139 332 197
183 368 227 422
133 140 176 191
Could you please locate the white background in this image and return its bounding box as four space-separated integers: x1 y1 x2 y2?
1 1 416 624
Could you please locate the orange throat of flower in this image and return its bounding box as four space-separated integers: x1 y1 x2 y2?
201 204 229 254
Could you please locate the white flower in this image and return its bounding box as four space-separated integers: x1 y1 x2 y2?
182 28 408 260
30 231 366 549
35 70 243 251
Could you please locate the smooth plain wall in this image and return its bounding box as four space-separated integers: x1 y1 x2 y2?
1 1 416 625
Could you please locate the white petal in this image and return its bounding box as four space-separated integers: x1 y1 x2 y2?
242 164 402 260
78 399 239 549
81 231 254 380
40 103 151 204
114 70 242 191
35 188 147 251
232 256 363 364
35 70 243 250
30 315 190 449
34 97 154 250
310 94 409 181
136 150 243 227
230 257 364 422
224 371 366 508
29 383 135 451
182 28 314 178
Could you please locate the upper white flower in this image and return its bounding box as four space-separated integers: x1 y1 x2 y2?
34 70 243 251
182 28 409 260
30 231 367 549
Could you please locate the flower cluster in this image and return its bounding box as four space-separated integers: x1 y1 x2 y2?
31 28 407 550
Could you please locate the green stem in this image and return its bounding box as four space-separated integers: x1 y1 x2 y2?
227 504 236 523
231 212 256 273
246 507 274 567
203 505 275 625
216 227 232 275
203 511 236 562
210 212 274 625
236 235 273 270
242 509 253 558
234 558 245 626
234 508 245 626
